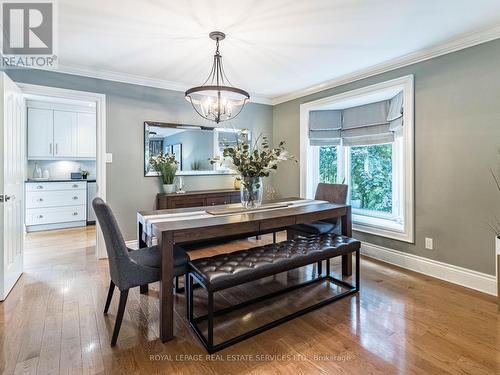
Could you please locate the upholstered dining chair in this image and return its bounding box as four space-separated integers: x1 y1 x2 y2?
92 198 190 346
287 183 348 238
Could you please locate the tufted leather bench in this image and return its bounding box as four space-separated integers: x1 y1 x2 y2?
190 234 359 291
187 233 361 353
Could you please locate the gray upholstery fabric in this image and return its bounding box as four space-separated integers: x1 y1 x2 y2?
92 198 189 291
288 183 348 236
128 245 189 269
289 221 335 235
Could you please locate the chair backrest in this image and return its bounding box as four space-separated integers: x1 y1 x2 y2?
315 183 348 204
92 197 132 288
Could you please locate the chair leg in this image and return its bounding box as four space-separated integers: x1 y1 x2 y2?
111 289 129 347
175 276 185 294
140 284 148 294
273 232 277 243
104 281 115 315
317 261 322 276
326 258 331 276
287 230 294 241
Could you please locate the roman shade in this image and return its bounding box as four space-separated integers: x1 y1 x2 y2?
308 91 404 146
309 110 342 146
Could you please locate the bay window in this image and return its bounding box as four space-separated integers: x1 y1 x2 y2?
301 76 414 242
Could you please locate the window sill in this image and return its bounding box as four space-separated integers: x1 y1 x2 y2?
352 213 413 243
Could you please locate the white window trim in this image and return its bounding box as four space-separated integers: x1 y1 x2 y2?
299 75 414 243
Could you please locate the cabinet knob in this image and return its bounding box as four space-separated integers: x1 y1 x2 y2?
224 201 227 204
37 198 44 202
72 184 78 188
72 196 78 200
72 212 78 216
211 202 215 206
36 185 43 189
37 215 43 219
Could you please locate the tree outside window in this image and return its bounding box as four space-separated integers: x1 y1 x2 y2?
319 146 337 183
349 144 392 213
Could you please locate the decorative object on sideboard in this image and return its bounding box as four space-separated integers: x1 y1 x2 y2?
176 176 186 194
212 130 295 209
233 176 241 190
265 184 280 200
185 31 250 124
150 152 178 193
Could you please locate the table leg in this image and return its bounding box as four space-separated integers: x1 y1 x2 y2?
159 231 175 342
138 221 147 249
341 206 353 276
138 221 150 294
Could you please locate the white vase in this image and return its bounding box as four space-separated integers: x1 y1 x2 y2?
162 184 175 193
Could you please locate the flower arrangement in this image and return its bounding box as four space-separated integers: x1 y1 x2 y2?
211 130 294 177
212 130 294 208
149 152 178 185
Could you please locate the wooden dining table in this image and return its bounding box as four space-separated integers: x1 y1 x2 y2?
137 198 353 342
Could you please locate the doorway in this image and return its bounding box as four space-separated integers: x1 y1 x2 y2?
17 83 107 260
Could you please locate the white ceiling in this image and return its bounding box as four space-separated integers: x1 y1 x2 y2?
56 0 500 103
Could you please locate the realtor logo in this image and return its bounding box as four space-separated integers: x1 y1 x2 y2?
1 1 57 68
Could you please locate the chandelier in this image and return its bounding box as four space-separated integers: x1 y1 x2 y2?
185 31 250 124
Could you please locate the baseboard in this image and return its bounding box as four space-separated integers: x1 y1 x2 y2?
125 238 158 250
361 242 497 296
125 239 139 249
125 238 496 296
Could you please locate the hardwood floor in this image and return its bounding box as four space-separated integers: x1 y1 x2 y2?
1 227 499 374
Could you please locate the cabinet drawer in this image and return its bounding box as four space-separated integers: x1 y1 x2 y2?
206 195 231 206
26 205 86 225
26 181 86 191
170 198 206 209
26 190 87 209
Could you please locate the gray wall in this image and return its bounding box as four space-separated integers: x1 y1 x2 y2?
164 130 213 171
272 39 500 275
8 70 272 240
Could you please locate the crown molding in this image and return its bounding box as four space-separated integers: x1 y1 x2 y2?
270 24 500 105
39 64 272 105
35 23 500 107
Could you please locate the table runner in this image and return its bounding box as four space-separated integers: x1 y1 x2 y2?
141 199 327 236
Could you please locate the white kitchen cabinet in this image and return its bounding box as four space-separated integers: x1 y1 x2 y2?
27 104 96 160
27 108 53 158
77 112 96 157
53 110 78 157
25 181 87 231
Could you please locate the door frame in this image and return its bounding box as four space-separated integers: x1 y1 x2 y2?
17 83 107 259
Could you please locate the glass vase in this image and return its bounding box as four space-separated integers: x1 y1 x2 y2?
240 177 263 209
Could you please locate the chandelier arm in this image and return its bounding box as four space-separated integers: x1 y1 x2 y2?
201 55 217 87
218 58 233 87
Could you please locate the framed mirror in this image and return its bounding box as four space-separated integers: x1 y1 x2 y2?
144 122 250 176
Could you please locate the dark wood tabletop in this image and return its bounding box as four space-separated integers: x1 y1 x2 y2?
137 198 353 342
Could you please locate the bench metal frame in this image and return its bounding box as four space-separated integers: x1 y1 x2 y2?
186 247 360 353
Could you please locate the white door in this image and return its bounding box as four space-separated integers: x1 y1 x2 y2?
27 108 53 158
0 73 25 301
53 110 77 157
77 112 96 157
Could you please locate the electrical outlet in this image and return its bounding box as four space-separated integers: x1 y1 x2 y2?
106 153 113 163
425 237 433 250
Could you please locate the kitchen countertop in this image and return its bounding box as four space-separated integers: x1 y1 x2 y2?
26 179 96 183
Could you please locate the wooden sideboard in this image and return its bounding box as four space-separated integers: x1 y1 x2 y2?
157 188 241 209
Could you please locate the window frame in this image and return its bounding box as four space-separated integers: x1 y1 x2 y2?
300 75 414 243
